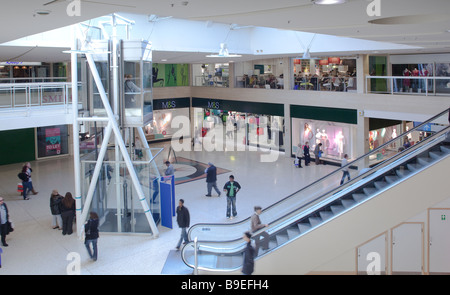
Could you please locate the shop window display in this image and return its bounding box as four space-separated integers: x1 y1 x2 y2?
144 108 190 141
292 118 355 162
193 107 284 151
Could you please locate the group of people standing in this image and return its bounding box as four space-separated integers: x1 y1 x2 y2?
50 190 99 261
295 141 321 168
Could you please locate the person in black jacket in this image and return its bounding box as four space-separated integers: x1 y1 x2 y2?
223 175 241 219
0 197 11 247
60 192 76 235
175 199 190 250
84 211 99 261
205 162 221 197
242 231 255 275
50 189 63 230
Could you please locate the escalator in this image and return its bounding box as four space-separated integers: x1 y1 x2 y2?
181 109 450 274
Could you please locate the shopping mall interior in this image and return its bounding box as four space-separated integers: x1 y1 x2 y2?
0 0 449 278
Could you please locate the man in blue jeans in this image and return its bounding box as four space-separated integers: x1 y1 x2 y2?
223 175 241 219
340 154 351 185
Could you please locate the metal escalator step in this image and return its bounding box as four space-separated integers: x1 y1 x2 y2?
309 217 322 227
297 223 312 233
275 233 289 246
287 227 300 240
352 193 367 202
441 146 450 154
363 187 378 196
429 151 445 160
374 181 388 190
319 211 334 221
269 239 278 249
385 175 399 184
417 157 434 166
341 199 356 208
396 168 411 178
407 163 423 171
330 205 345 215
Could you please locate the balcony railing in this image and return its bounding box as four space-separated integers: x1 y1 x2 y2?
0 81 80 110
365 75 450 96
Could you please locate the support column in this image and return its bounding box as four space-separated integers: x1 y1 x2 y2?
356 110 370 168
284 103 291 158
71 27 83 238
356 54 369 94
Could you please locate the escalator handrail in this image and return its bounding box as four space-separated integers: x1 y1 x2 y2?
188 108 450 241
182 128 450 271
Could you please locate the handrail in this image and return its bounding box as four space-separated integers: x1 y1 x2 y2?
181 124 450 271
187 108 450 242
365 75 450 96
0 81 83 109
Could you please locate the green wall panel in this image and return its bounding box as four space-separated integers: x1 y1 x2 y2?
0 128 35 166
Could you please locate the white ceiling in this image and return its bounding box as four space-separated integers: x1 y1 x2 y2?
1 0 449 63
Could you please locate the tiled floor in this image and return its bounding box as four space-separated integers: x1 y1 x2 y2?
0 142 336 274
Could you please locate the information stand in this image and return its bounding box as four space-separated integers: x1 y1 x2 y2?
160 175 175 229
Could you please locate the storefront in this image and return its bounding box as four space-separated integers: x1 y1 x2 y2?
144 97 190 141
291 105 357 163
192 98 285 151
36 125 70 159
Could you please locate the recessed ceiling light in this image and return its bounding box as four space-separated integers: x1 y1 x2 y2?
34 10 51 16
313 0 347 5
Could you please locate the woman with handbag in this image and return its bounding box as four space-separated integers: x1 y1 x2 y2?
0 197 12 247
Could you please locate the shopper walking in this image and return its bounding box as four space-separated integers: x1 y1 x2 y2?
60 192 76 235
314 143 323 165
223 175 241 219
242 231 255 275
251 206 269 254
340 154 351 185
23 162 38 195
18 166 31 200
303 142 311 166
0 197 12 247
84 211 100 261
50 189 63 230
295 143 304 168
175 199 190 250
205 162 221 197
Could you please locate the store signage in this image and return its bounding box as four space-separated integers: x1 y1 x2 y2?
154 97 190 110
161 100 177 109
208 101 220 109
328 57 341 64
319 59 329 66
